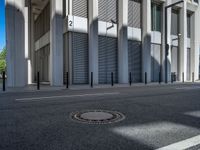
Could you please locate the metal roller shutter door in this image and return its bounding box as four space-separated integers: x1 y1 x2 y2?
187 48 191 81
72 0 88 18
128 0 141 28
128 40 142 83
72 33 89 84
99 36 118 84
98 0 118 23
171 46 178 77
151 44 161 82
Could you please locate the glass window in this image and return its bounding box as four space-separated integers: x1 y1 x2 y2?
151 3 162 32
187 14 191 38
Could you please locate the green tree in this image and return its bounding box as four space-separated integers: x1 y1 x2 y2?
0 47 6 74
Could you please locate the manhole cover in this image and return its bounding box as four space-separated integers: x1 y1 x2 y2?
70 110 125 124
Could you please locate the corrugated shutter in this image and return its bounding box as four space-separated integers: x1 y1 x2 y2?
171 46 178 78
171 10 179 35
128 40 142 82
128 0 141 28
151 44 161 82
98 0 118 23
187 48 191 80
72 0 88 18
72 33 89 84
99 36 118 84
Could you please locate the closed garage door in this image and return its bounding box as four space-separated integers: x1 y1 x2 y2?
99 36 118 84
72 0 88 18
72 33 89 84
128 40 142 82
128 0 141 28
171 46 178 78
187 48 191 81
151 44 161 82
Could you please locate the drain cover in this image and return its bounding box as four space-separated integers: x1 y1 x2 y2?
70 110 125 124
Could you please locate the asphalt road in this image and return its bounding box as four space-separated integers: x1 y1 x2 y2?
0 84 200 150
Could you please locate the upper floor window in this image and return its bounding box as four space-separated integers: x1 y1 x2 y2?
151 3 162 32
171 9 179 35
187 14 191 38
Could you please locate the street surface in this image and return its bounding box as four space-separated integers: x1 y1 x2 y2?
0 84 200 150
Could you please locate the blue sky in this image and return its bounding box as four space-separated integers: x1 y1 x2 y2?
0 0 5 52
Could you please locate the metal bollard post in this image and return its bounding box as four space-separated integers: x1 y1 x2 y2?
37 72 40 90
3 71 5 91
192 72 194 83
66 72 69 89
111 72 114 86
171 73 173 83
145 72 147 85
91 72 93 88
182 72 184 83
159 72 161 84
129 72 132 86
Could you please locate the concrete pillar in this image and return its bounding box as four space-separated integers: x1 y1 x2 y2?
50 0 64 86
118 0 128 84
6 0 27 87
162 0 172 82
179 0 187 81
191 5 200 81
142 0 151 83
88 0 99 84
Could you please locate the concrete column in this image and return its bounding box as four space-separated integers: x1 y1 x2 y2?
6 0 27 87
191 5 200 81
162 0 172 82
50 0 63 86
179 0 187 81
118 0 128 84
142 0 151 83
88 0 99 84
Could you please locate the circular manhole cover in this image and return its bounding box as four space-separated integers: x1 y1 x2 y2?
70 110 125 124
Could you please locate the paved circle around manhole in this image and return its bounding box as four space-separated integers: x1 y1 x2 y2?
70 110 125 124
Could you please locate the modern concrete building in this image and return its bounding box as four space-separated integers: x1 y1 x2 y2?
5 0 200 87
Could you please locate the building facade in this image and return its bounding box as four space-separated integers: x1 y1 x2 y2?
5 0 200 87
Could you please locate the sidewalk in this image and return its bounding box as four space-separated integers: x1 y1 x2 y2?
1 81 200 94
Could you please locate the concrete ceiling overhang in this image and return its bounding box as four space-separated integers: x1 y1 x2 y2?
31 0 49 19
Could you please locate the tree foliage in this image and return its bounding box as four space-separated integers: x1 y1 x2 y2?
0 47 6 74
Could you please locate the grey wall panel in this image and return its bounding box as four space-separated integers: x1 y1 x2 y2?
72 33 89 84
187 48 191 80
151 44 161 82
72 0 88 18
128 40 142 82
171 46 178 77
98 0 118 23
99 36 118 84
35 45 50 82
128 0 141 28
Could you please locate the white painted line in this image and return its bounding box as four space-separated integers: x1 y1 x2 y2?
156 135 200 150
176 86 200 90
15 92 120 101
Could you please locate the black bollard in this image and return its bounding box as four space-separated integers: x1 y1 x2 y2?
182 72 184 83
171 73 173 83
3 71 5 91
145 72 147 85
91 72 93 88
37 72 40 90
66 72 69 89
129 72 132 86
159 72 161 84
192 72 194 83
111 72 114 86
